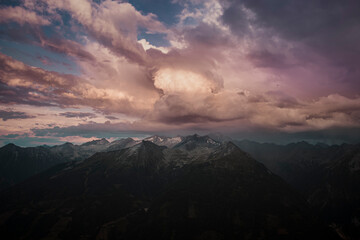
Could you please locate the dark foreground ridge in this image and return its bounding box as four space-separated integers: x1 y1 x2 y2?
0 137 339 239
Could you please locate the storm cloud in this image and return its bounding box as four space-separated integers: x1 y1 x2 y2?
0 0 359 145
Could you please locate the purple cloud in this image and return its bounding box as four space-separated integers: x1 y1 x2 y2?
0 109 35 121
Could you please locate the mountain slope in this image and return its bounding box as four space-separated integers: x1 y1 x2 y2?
0 138 140 190
234 140 360 239
0 140 338 239
0 143 65 189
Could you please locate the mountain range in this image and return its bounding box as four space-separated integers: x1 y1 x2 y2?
0 134 358 239
0 136 183 190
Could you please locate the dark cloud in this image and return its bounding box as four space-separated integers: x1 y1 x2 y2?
151 94 247 124
0 82 55 106
222 0 360 91
59 112 97 119
105 115 119 120
221 1 253 36
184 23 233 49
222 0 360 50
247 50 290 69
156 113 240 124
0 134 20 138
32 122 145 138
0 109 35 121
266 91 302 108
39 36 96 62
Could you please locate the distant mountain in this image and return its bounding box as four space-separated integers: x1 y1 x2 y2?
106 137 139 151
207 132 232 143
81 137 110 146
0 140 337 239
144 135 183 148
234 140 360 239
173 134 220 150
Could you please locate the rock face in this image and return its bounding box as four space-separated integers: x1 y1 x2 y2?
234 140 360 239
0 140 337 239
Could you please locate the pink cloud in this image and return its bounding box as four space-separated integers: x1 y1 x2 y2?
0 6 50 26
0 0 359 143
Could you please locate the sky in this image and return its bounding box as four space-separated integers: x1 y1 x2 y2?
0 0 359 146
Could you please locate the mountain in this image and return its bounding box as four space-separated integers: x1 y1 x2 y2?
106 137 139 151
0 140 337 239
234 140 360 239
81 138 110 146
0 138 140 190
144 135 183 148
0 143 64 190
173 134 220 150
207 132 233 143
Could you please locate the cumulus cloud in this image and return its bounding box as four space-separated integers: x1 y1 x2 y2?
0 53 153 115
0 0 359 144
37 0 168 65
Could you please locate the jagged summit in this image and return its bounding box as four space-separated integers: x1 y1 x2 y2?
81 138 109 146
173 134 220 150
144 135 183 148
107 137 139 151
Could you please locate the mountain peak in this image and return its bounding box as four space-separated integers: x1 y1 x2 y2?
141 140 167 149
99 138 109 144
81 138 109 146
173 134 220 150
1 143 20 150
144 135 183 148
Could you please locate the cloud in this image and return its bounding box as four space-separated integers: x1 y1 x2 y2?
0 6 50 26
149 89 360 132
58 112 97 119
0 0 360 145
247 50 290 69
0 53 154 115
31 121 149 138
0 109 35 121
221 0 360 92
105 115 119 120
37 0 168 65
0 133 20 139
154 67 222 95
38 36 96 62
